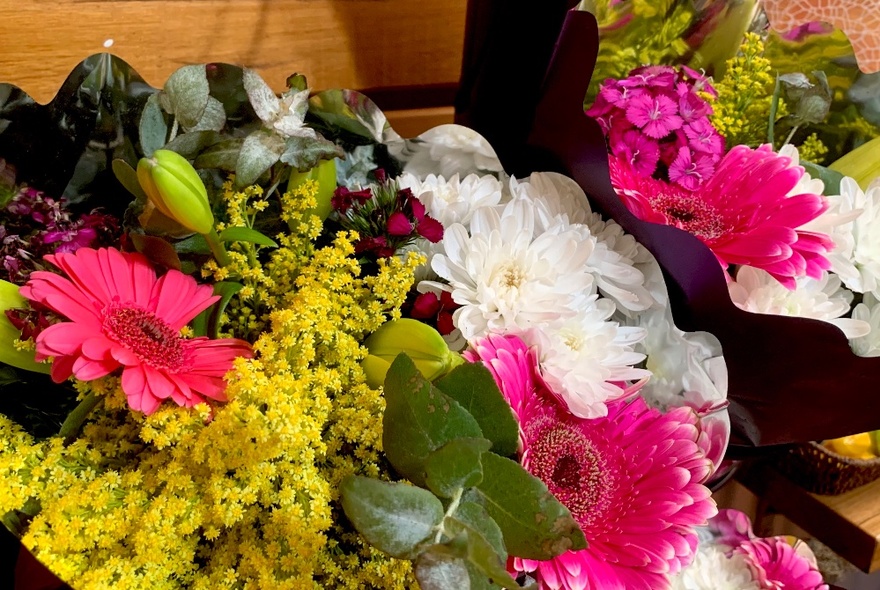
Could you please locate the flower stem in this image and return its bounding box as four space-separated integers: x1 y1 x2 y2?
59 391 103 441
433 487 464 544
204 228 231 267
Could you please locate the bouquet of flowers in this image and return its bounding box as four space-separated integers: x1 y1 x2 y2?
0 0 858 586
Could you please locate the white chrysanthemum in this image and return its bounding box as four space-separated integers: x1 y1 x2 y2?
402 124 504 179
510 171 657 313
633 306 727 410
427 199 595 341
831 177 880 296
729 266 869 339
398 172 505 229
670 545 760 590
779 144 825 197
521 295 649 418
851 292 880 357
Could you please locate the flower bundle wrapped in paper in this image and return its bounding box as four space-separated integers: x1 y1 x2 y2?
0 52 743 590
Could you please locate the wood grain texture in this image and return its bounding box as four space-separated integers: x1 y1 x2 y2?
0 0 467 104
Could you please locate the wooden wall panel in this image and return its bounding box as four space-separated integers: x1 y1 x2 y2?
0 0 467 104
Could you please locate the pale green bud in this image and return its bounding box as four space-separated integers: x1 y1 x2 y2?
0 280 50 374
137 149 214 234
363 319 463 388
287 158 337 222
829 136 880 191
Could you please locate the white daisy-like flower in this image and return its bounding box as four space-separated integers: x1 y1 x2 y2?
402 124 504 179
729 266 869 339
851 292 880 357
510 171 657 313
426 199 595 341
633 306 727 410
521 295 650 419
670 545 761 590
398 172 505 229
779 144 825 197
830 177 880 296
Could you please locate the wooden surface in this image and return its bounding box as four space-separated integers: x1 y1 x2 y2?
739 462 880 573
0 0 467 104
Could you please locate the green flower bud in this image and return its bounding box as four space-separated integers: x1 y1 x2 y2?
287 158 337 222
137 149 214 234
0 280 49 374
829 135 880 190
363 319 463 387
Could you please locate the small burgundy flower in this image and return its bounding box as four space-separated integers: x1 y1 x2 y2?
386 212 414 236
408 290 459 336
331 186 373 214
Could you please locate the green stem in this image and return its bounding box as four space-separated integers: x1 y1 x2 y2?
168 117 180 143
205 228 231 267
59 391 103 440
433 487 464 544
768 74 782 146
783 124 800 148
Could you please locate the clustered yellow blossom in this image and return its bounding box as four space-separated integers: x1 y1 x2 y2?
711 33 777 148
797 133 829 165
0 181 424 588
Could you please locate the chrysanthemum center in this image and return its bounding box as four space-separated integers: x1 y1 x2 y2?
528 421 612 526
499 263 527 290
649 192 726 240
103 304 185 370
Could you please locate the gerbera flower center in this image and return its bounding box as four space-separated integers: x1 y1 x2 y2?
527 421 612 526
103 303 186 370
649 192 726 240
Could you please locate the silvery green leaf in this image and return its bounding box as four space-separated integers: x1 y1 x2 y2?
280 135 343 172
194 137 244 171
235 130 284 186
275 89 314 138
163 65 210 128
243 68 280 125
139 93 167 156
164 130 223 160
309 89 390 142
186 96 226 132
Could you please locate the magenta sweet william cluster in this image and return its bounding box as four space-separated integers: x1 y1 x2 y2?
587 65 725 191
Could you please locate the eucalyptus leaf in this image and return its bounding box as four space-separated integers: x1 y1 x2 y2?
164 130 223 160
235 130 285 187
801 160 844 195
434 363 519 457
186 96 226 133
194 138 245 171
139 93 168 157
465 453 586 560
243 68 280 125
280 135 344 172
340 475 443 559
111 159 148 201
425 438 491 499
163 65 210 128
173 233 211 255
309 89 389 142
219 226 278 248
453 502 505 558
444 517 520 590
383 354 484 486
414 551 471 590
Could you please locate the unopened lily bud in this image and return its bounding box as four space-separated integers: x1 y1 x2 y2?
363 318 463 388
137 149 214 234
287 158 337 222
829 136 880 190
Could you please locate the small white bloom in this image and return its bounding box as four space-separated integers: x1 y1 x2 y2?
522 295 649 419
243 69 316 140
427 199 595 341
729 266 869 339
779 144 826 197
402 124 504 179
398 172 504 229
851 292 880 357
832 177 880 296
670 545 760 590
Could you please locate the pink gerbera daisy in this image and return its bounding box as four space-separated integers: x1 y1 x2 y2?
20 247 254 414
467 333 718 590
610 145 834 288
